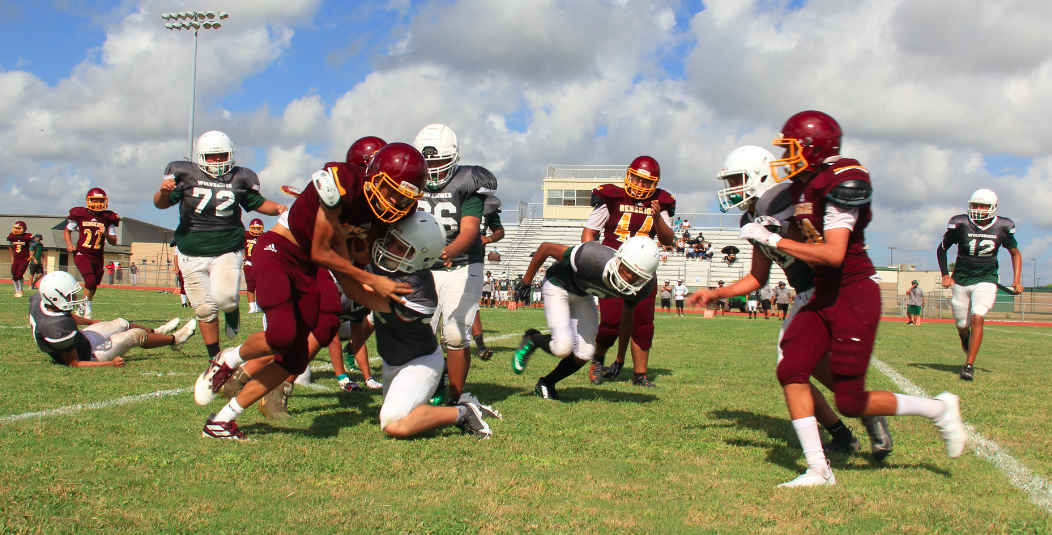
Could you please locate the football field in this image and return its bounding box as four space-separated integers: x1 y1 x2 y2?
1 286 1051 533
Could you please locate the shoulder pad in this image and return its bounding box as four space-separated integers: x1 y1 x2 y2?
825 179 873 208
312 169 343 209
104 212 121 226
68 207 88 219
235 167 261 190
483 195 502 217
998 216 1016 232
164 160 194 179
591 184 625 206
948 214 969 228
468 166 498 195
755 182 795 220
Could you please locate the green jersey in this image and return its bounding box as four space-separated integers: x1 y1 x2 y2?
938 214 1018 286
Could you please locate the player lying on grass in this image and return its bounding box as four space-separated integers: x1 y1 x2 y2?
31 272 197 368
693 144 893 461
513 236 659 400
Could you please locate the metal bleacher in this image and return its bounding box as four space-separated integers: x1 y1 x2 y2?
484 218 789 290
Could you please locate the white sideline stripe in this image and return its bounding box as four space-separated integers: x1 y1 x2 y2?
141 371 196 377
986 327 1052 337
0 325 30 329
0 388 189 424
871 357 1052 514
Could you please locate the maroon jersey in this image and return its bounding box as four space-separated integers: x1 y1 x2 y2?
244 231 259 264
7 232 33 262
786 157 875 291
68 207 120 256
588 184 676 249
287 162 378 257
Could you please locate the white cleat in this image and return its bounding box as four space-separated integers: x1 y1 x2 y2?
170 319 198 352
155 318 180 335
83 310 92 320
365 378 383 389
933 391 967 458
778 465 836 488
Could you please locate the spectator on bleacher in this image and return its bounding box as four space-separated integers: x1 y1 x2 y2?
660 248 669 264
682 230 691 241
692 242 703 260
674 279 689 316
682 219 690 231
774 281 793 320
673 216 682 232
675 238 685 255
721 245 740 266
760 283 773 319
700 242 714 260
905 280 925 326
660 280 673 315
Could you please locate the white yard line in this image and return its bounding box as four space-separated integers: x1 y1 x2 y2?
0 325 30 329
0 388 189 424
986 327 1052 337
871 357 1052 514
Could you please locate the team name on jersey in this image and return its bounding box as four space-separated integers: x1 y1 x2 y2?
423 192 453 199
617 205 655 215
196 181 233 189
968 233 998 239
793 203 813 216
80 220 105 229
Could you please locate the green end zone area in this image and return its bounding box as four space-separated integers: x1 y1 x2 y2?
1 287 1050 533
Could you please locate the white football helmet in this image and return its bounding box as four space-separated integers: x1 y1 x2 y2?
968 188 997 225
717 145 776 213
372 212 446 273
604 236 660 295
412 124 460 190
39 272 85 311
196 131 235 178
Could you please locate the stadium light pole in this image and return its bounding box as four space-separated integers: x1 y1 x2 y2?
887 246 896 267
161 11 229 161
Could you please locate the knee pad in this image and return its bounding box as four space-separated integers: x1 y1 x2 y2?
194 301 219 323
440 322 470 350
776 358 810 386
834 388 869 418
595 322 618 349
263 310 297 354
215 291 240 314
575 342 596 360
312 313 341 348
129 328 148 347
379 404 410 431
82 275 98 292
550 337 574 358
338 321 353 341
631 322 654 351
117 318 131 330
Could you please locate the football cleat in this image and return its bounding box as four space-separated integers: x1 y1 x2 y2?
588 360 604 385
154 318 180 335
861 416 893 461
182 302 189 308
365 378 383 389
477 347 494 361
457 392 502 420
534 378 560 401
220 366 252 400
513 329 541 374
259 381 294 420
603 361 624 380
632 375 657 388
933 392 967 458
340 380 364 392
202 414 247 440
82 310 92 320
778 463 836 488
455 401 492 439
194 356 234 406
170 319 198 352
960 364 974 381
76 303 86 316
429 368 449 406
822 435 860 455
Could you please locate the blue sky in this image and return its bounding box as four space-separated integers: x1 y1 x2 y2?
2 0 1051 285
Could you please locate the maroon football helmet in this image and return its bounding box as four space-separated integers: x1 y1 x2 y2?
86 187 109 211
363 143 427 223
12 221 27 235
770 111 842 182
625 156 661 200
249 218 264 237
346 136 388 169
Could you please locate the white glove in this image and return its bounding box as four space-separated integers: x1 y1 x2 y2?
739 222 782 248
753 215 787 236
312 169 343 209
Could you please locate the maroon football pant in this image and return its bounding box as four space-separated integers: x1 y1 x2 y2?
253 232 323 376
312 269 342 349
74 252 104 291
243 263 256 294
777 278 881 417
10 260 28 282
596 283 657 352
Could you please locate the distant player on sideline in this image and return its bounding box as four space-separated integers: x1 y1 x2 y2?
472 195 505 361
31 272 197 368
29 234 46 289
736 111 965 487
583 156 676 387
65 189 120 317
693 144 892 461
513 237 659 400
244 219 264 313
154 131 287 362
7 220 33 297
413 124 498 403
937 189 1022 381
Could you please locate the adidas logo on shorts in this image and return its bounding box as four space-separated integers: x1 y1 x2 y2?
264 244 277 253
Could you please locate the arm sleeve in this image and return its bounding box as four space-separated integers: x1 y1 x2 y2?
461 194 484 218
168 188 183 204
107 225 118 237
584 205 610 231
823 204 859 231
242 189 266 212
937 228 955 275
487 212 503 230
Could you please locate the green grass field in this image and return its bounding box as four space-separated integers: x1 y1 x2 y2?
1 286 1051 533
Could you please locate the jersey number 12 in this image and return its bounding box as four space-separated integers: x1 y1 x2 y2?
968 239 995 257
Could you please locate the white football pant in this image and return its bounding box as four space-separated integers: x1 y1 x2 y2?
379 349 444 430
82 318 148 362
430 263 484 349
542 280 598 360
179 251 243 322
951 282 997 329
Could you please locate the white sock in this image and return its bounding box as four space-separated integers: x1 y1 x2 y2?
180 295 188 304
792 416 830 477
893 393 946 420
222 344 245 368
85 301 93 313
215 398 244 423
15 281 21 292
295 367 311 385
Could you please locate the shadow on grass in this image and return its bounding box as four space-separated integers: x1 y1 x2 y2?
602 367 673 382
526 387 658 404
907 362 989 374
242 404 375 439
705 409 952 476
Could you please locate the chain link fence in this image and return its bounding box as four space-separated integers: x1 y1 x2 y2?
881 286 1052 322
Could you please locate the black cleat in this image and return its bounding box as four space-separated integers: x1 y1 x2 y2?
477 347 494 361
534 378 560 401
822 434 860 455
588 360 604 385
603 361 624 380
632 374 657 388
960 364 974 381
862 416 893 461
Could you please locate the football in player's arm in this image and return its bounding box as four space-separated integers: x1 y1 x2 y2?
935 189 1022 381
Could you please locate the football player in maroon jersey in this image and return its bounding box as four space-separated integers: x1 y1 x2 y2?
737 111 966 487
582 156 675 387
7 221 33 297
244 219 264 314
193 143 427 440
64 188 120 318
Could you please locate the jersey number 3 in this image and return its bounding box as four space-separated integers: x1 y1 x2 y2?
614 213 653 242
192 187 236 217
